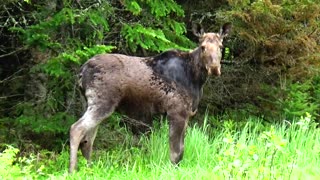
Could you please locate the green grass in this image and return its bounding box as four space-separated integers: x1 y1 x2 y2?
1 113 320 179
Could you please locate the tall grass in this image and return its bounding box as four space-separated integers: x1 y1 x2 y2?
1 113 319 179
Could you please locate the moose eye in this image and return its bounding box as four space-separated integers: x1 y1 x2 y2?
201 46 206 51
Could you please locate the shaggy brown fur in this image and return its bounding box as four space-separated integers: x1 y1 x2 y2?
69 23 231 173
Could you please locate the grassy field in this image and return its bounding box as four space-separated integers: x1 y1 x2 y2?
1 113 320 179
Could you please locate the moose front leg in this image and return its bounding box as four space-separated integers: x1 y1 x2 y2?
168 112 188 165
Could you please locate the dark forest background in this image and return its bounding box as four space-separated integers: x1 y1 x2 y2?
0 0 319 152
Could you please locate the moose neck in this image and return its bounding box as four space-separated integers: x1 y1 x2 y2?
147 48 209 102
189 47 209 88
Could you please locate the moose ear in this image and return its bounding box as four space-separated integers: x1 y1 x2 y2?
192 23 204 37
219 22 232 38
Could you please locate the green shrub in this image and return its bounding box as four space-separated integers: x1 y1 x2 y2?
262 75 320 121
280 81 319 120
0 145 21 179
0 145 44 179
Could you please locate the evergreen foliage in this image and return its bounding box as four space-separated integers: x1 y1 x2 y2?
120 0 195 52
273 76 320 120
203 0 320 121
216 0 320 76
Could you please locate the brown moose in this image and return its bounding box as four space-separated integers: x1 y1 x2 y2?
69 23 231 173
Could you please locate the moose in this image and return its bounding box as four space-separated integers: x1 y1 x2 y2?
69 23 231 173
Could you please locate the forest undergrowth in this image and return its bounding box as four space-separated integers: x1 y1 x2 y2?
1 113 319 180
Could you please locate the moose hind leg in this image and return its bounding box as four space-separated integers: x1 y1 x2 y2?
69 102 117 173
69 112 91 173
168 112 188 165
80 125 99 166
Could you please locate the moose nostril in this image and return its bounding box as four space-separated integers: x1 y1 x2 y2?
201 46 205 51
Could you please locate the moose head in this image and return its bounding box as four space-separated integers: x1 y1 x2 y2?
192 23 232 75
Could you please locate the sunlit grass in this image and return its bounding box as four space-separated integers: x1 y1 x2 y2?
1 113 320 179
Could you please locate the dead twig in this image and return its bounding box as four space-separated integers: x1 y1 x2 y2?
0 47 27 58
121 116 152 129
0 94 24 99
0 68 24 84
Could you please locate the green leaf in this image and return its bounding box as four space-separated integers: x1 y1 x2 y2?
125 1 142 15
